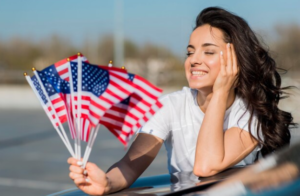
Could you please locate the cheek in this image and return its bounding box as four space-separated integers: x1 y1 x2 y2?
206 58 221 79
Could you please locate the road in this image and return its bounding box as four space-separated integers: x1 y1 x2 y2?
0 109 168 195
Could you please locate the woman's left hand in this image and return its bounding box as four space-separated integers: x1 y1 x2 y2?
213 43 238 94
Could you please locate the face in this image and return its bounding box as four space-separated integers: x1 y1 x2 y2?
185 24 227 92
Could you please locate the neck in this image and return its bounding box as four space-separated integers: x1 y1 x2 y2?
197 89 235 113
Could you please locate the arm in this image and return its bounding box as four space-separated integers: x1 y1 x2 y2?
68 133 163 195
194 43 258 177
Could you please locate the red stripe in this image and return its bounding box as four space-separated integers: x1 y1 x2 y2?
59 115 67 123
132 84 158 100
102 124 127 145
98 65 127 73
134 75 163 93
109 105 128 114
58 68 68 76
51 98 62 105
90 99 107 111
97 95 114 105
105 88 123 101
130 93 152 107
109 80 131 95
55 105 66 113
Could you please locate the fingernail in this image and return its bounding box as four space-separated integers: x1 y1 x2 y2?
85 178 90 182
83 170 88 175
227 43 230 48
220 51 223 56
77 161 83 166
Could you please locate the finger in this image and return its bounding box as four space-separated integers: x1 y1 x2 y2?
231 44 238 74
68 157 84 166
226 43 233 73
70 165 85 174
220 50 226 74
69 172 84 180
74 177 90 186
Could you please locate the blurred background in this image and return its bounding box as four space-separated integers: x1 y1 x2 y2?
0 0 300 195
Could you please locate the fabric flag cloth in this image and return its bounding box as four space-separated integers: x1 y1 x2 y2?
100 73 163 146
52 53 89 81
39 54 89 139
68 62 136 141
27 75 65 127
36 69 78 139
35 71 68 125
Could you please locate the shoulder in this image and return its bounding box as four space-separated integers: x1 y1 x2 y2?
160 86 196 106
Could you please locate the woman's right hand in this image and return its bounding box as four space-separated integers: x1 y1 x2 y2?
68 157 110 196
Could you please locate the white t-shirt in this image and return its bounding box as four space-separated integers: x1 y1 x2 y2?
138 87 262 174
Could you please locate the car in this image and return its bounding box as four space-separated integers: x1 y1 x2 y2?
48 167 244 196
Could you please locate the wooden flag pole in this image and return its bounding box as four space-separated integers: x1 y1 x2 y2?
25 73 75 157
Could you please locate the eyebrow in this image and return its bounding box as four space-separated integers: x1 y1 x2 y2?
187 43 219 49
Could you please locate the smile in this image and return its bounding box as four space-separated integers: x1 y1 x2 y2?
191 71 208 76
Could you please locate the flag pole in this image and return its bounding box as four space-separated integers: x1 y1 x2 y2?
82 124 100 169
67 59 79 159
32 68 75 158
77 53 82 160
25 73 75 157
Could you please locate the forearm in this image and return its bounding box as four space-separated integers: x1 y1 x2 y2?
105 161 135 194
105 133 163 194
194 91 229 173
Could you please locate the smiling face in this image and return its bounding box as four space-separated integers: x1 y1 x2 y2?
185 24 227 92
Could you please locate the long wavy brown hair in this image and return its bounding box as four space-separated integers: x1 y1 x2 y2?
195 7 296 157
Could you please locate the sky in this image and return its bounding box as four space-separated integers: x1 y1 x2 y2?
1 0 300 56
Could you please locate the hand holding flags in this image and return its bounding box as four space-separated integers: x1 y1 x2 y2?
24 53 163 168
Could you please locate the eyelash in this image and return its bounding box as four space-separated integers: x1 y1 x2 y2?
186 52 215 56
186 52 193 56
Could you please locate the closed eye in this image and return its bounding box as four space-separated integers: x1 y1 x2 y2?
186 52 194 56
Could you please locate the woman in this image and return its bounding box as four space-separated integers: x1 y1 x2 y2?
68 7 294 195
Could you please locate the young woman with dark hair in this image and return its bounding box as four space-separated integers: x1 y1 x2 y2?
68 7 295 195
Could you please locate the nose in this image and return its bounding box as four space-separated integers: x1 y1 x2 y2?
190 51 202 66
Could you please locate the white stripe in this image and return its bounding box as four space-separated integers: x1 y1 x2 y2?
53 100 65 108
110 75 135 92
130 108 143 118
101 91 120 104
134 78 162 97
106 109 126 118
60 72 69 80
101 117 124 127
124 115 138 126
56 110 66 117
56 63 68 72
106 84 128 100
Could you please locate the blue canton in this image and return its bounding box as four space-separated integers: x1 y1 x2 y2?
40 65 70 94
37 71 59 97
70 62 109 97
31 75 48 105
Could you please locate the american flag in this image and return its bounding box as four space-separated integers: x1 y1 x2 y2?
37 68 79 139
52 53 89 81
28 75 67 127
100 73 163 146
69 62 135 127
